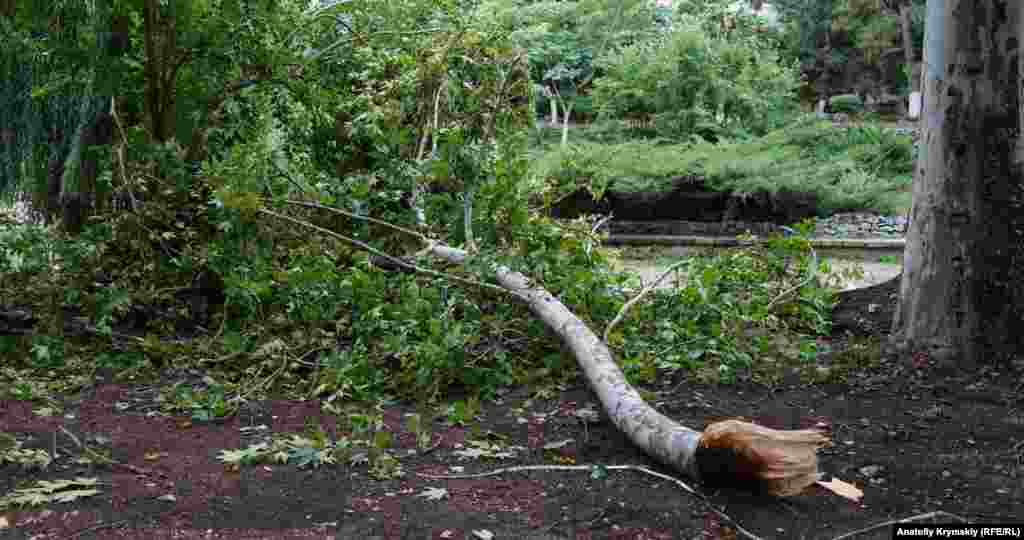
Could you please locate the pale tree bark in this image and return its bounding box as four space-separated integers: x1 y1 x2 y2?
268 202 832 496
892 0 1024 367
561 100 574 147
428 243 829 496
548 90 558 125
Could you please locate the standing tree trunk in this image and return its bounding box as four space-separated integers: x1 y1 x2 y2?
898 2 915 87
561 100 574 147
143 0 177 143
892 0 1024 367
58 9 128 234
548 91 558 125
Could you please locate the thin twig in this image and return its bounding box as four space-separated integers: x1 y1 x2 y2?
283 199 428 242
590 214 613 236
766 246 818 310
259 208 520 300
59 426 117 466
829 511 966 540
67 519 130 540
212 296 230 341
603 259 689 343
419 464 763 540
109 96 138 212
236 347 291 402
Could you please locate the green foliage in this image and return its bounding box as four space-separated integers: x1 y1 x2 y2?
486 0 659 125
0 222 57 275
443 397 481 426
829 93 864 114
170 382 233 422
774 0 926 76
0 477 101 509
0 0 901 408
592 20 800 140
830 0 923 66
772 0 835 65
538 142 616 207
532 117 914 215
611 228 834 385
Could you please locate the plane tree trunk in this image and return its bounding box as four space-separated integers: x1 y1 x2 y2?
892 0 1024 367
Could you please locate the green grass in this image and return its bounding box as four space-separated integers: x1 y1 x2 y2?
529 116 916 216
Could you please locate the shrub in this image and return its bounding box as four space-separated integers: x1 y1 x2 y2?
829 94 864 114
592 21 800 141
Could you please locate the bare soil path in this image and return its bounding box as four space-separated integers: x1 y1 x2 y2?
3 330 1022 540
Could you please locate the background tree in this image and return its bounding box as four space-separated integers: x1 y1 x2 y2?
485 0 660 145
0 1 119 230
591 17 799 141
878 0 918 90
892 0 1024 367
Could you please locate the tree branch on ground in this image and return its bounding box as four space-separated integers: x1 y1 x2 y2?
281 203 831 497
258 207 521 300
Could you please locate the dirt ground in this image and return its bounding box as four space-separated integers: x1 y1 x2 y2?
2 270 1023 540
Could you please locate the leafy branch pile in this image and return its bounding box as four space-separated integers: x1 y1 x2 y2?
0 0 852 409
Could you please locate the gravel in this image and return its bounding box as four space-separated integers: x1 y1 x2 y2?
813 212 908 239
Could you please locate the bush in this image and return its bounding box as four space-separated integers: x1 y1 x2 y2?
829 94 864 114
592 21 800 141
531 116 916 215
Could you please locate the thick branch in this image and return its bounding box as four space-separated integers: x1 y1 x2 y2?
284 201 830 495
427 243 829 496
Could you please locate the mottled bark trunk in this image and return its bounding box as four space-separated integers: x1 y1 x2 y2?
899 3 915 87
892 0 1024 367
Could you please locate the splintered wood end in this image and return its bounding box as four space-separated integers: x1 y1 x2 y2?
696 419 830 496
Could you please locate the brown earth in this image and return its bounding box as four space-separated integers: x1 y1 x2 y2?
2 277 1023 540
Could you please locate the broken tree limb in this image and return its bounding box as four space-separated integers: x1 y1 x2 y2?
428 243 829 496
264 203 830 496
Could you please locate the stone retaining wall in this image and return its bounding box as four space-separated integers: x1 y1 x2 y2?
609 220 782 237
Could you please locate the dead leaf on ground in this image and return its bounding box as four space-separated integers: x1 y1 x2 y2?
817 477 863 501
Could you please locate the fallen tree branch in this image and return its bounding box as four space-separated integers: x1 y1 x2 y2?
427 242 829 496
283 199 429 242
285 202 830 496
258 208 521 300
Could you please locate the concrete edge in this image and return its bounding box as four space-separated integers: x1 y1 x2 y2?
606 234 906 250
